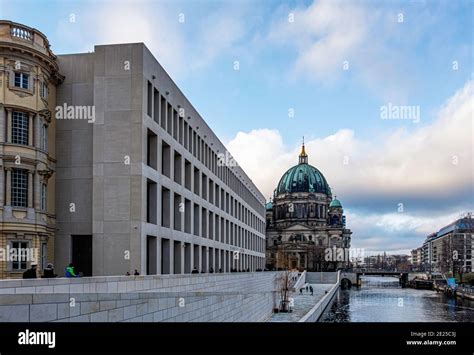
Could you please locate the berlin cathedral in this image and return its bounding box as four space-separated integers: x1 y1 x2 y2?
265 144 352 271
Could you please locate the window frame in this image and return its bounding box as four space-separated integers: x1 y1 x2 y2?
9 241 29 270
11 111 29 146
40 81 48 99
14 72 29 90
41 242 47 271
40 182 47 211
40 123 48 151
11 168 29 208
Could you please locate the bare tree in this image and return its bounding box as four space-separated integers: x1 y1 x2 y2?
439 238 453 275
275 249 293 312
307 244 328 271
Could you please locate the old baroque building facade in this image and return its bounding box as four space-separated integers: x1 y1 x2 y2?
0 21 63 278
265 145 352 271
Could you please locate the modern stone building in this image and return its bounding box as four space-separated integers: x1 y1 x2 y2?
265 145 351 271
0 21 64 278
1 21 266 278
55 43 266 276
419 214 473 274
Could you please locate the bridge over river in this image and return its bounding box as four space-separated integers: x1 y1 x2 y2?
340 270 410 289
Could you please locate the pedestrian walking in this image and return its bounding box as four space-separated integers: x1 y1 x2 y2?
309 285 313 296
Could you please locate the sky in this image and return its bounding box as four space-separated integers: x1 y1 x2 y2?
2 0 472 255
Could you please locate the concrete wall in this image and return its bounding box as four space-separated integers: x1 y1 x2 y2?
55 44 266 277
306 272 339 284
55 53 95 273
0 272 279 322
0 291 274 322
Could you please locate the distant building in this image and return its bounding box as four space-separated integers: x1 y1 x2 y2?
265 145 351 271
410 247 422 269
419 214 474 274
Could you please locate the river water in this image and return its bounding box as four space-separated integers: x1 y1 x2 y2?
320 276 474 322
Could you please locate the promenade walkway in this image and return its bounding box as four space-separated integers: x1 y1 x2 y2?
268 283 334 322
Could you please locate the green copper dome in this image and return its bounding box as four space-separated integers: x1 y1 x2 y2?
265 201 273 210
329 198 342 208
276 145 331 196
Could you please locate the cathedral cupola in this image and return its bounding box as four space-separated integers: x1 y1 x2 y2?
299 141 308 164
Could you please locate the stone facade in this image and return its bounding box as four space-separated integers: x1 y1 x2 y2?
0 272 279 322
55 43 266 277
0 21 63 278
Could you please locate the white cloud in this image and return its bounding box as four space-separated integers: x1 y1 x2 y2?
228 80 473 202
57 1 252 79
269 1 368 82
267 0 423 100
226 80 473 252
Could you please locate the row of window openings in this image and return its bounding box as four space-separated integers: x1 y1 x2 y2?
147 135 264 234
147 237 265 275
8 111 48 149
8 169 47 209
13 72 48 99
146 82 262 214
147 185 265 252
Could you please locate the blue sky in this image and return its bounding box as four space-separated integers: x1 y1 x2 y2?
3 0 473 255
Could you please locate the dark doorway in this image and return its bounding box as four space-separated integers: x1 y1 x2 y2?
72 235 92 276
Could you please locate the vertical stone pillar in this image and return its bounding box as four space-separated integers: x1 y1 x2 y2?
190 243 194 273
6 109 12 143
169 239 174 274
157 183 162 226
34 172 40 209
28 113 33 146
28 171 33 208
180 241 185 275
0 168 4 205
0 104 5 143
5 168 11 205
34 114 41 149
197 245 202 272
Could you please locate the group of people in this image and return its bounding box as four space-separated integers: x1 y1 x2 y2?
299 284 314 296
22 263 80 279
125 270 140 276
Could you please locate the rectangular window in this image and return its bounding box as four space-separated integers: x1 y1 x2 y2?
147 129 158 170
12 169 28 207
41 242 47 270
40 81 48 99
14 72 29 89
40 124 48 150
147 81 153 117
12 111 29 145
11 241 28 270
40 182 47 210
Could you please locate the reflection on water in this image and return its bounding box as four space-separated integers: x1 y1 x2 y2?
320 276 474 322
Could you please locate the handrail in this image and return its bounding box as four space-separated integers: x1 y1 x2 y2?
292 270 306 291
